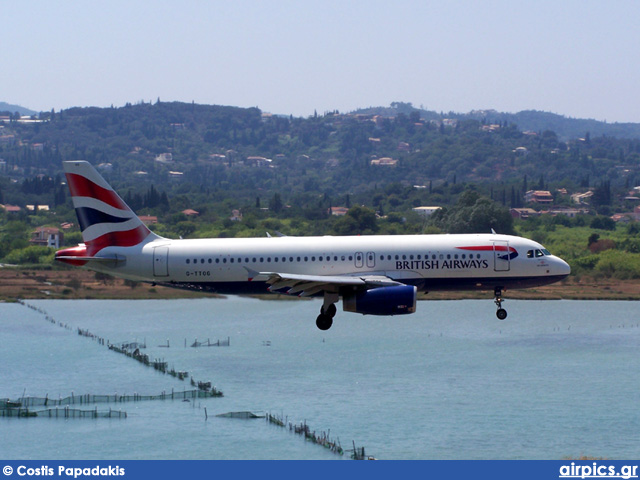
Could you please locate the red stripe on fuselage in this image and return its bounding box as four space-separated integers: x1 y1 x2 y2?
66 173 129 211
457 245 515 253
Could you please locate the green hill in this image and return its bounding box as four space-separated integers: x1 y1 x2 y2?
354 103 640 140
0 100 639 216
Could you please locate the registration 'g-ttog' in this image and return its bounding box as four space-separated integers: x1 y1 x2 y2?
56 161 571 331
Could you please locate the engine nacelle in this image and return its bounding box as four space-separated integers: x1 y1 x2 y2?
343 285 417 316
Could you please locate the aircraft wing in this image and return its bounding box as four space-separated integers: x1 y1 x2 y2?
247 269 403 297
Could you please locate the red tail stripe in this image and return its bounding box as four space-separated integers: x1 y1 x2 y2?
86 225 150 256
54 245 89 266
66 173 129 211
55 226 150 260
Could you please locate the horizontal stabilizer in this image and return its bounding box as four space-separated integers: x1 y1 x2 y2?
55 254 125 267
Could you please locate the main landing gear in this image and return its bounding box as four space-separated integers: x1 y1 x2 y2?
316 293 338 331
494 287 507 320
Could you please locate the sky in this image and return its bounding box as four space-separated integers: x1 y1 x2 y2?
2 0 640 122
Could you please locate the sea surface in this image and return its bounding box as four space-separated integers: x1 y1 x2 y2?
0 297 639 460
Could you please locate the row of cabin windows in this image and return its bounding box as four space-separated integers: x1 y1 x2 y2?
383 253 482 261
184 252 484 265
186 255 354 265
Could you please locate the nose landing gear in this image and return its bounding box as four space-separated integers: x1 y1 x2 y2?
494 287 507 320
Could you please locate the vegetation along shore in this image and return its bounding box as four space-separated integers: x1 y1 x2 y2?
2 267 639 303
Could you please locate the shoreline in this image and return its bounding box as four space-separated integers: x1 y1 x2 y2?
1 267 639 302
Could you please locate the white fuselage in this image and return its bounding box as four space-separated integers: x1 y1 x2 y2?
93 233 570 295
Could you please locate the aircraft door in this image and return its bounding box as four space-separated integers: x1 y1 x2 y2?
355 252 364 268
493 241 511 272
366 251 376 268
153 246 169 277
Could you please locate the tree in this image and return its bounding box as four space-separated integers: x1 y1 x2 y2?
176 221 197 238
590 215 615 231
332 205 378 235
431 190 514 234
591 181 611 207
269 193 283 213
144 185 160 208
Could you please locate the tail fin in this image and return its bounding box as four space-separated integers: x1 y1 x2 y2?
59 160 161 258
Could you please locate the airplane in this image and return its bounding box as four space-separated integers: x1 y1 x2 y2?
55 160 571 330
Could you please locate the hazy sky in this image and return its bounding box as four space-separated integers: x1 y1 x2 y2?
3 1 640 122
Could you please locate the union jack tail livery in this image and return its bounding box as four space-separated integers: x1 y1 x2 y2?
55 160 161 266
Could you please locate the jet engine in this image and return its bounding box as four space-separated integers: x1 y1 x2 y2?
342 285 417 316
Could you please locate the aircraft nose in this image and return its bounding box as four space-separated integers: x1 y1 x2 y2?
556 257 571 277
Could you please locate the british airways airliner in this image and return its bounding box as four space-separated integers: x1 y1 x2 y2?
55 161 571 330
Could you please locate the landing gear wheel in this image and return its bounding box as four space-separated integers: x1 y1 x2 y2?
316 314 333 331
316 299 337 330
324 303 337 317
493 287 507 321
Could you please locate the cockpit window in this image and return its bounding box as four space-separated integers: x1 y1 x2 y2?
527 248 551 258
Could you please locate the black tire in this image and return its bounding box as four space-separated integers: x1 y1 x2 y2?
324 303 337 318
496 308 507 320
316 314 333 330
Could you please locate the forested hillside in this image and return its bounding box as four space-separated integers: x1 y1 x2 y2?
2 100 640 202
356 103 640 140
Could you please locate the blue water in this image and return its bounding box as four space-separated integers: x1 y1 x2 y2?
1 297 639 460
